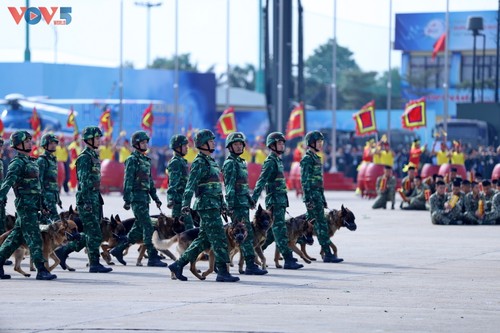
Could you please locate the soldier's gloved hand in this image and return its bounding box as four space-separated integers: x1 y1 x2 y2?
181 206 190 215
123 202 131 210
167 201 174 209
83 203 92 212
306 201 315 210
155 200 162 209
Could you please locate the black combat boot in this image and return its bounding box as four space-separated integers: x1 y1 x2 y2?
147 250 168 267
216 264 240 282
54 245 74 270
4 259 12 265
109 242 129 266
0 257 11 280
168 261 188 281
244 256 268 275
322 247 343 263
283 253 303 270
89 259 113 273
35 262 57 280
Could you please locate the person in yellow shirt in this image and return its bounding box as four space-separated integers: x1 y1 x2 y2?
253 143 267 165
55 136 70 193
449 141 465 165
240 146 252 163
431 141 449 166
118 140 132 163
378 142 394 167
99 136 115 161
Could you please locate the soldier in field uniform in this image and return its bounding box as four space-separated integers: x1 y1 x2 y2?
37 133 62 224
372 165 397 210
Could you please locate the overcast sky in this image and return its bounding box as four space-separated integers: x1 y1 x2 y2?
1 0 498 75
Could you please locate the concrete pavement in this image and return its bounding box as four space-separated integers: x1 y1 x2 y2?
0 190 499 333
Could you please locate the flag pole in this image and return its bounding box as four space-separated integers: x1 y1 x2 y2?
173 0 179 134
226 0 231 109
443 0 450 133
329 0 337 173
386 0 392 144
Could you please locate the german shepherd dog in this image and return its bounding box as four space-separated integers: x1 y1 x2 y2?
114 213 185 266
165 221 247 280
0 217 80 277
231 204 273 274
300 205 357 262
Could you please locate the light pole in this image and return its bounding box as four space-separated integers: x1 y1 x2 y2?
135 1 163 67
330 0 337 172
467 16 484 104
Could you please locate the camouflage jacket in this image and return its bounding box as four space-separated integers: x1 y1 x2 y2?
166 154 189 204
429 192 448 215
123 151 160 204
487 192 500 220
483 191 496 213
223 153 252 209
37 151 59 193
409 183 428 202
182 152 225 211
252 153 288 208
463 192 485 217
300 149 326 204
401 175 415 197
0 153 41 209
0 158 3 180
76 147 101 204
446 191 464 217
375 175 396 196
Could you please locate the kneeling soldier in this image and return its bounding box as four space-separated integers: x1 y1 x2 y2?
168 129 239 282
0 131 57 280
401 176 428 210
372 165 396 210
110 131 166 267
429 180 460 225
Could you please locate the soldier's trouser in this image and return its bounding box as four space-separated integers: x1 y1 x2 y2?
173 203 194 230
77 201 103 261
403 198 427 211
231 208 255 260
268 205 292 257
0 208 45 264
128 202 155 255
372 194 388 209
307 204 331 249
431 212 452 225
40 192 60 224
178 208 229 267
0 204 5 234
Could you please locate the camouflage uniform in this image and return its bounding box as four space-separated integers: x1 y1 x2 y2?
223 132 267 275
0 137 5 235
37 134 61 224
486 192 500 224
429 192 459 225
167 135 193 229
0 131 56 280
401 183 428 211
401 175 415 197
252 132 302 269
110 131 166 267
168 129 239 282
463 192 485 225
482 190 497 225
372 175 396 209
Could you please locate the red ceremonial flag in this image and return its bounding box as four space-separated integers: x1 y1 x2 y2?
353 100 377 136
29 107 41 140
432 33 446 60
0 119 4 137
216 106 237 139
402 98 426 130
285 102 305 140
141 103 154 134
67 107 79 134
99 108 113 137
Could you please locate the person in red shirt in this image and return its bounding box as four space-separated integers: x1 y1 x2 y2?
409 139 424 169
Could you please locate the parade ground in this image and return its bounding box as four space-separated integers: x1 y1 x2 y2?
0 190 499 333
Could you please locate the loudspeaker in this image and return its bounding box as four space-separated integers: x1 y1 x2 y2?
467 16 484 33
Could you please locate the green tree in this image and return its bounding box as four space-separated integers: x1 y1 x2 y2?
374 68 404 109
149 54 198 71
216 63 257 90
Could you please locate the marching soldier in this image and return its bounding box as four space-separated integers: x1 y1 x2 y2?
0 137 5 235
0 131 57 280
429 180 461 225
55 127 112 273
372 165 396 210
168 129 239 282
251 132 303 270
222 132 267 274
401 176 428 210
37 133 62 224
300 131 342 262
110 131 166 267
463 181 485 225
166 134 193 229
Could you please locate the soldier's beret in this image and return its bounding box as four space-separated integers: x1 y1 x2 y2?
450 167 458 172
471 181 479 186
482 180 491 186
452 179 462 187
436 180 446 186
462 180 471 185
384 165 392 170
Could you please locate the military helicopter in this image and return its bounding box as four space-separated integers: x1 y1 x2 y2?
0 93 73 134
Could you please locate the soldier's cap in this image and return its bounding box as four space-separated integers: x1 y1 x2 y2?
436 180 446 186
452 179 462 187
462 179 471 185
384 165 392 170
482 180 491 187
450 167 458 172
471 181 479 186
